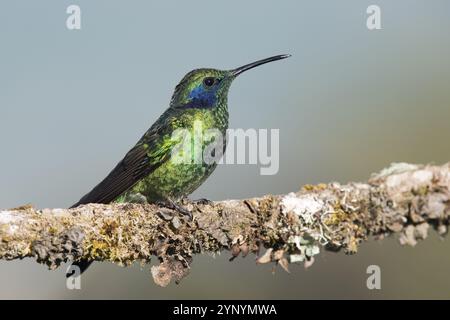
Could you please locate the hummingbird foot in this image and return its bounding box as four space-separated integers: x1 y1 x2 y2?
156 199 193 221
179 196 213 206
191 198 213 205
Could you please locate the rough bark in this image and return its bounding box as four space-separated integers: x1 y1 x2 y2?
0 162 449 287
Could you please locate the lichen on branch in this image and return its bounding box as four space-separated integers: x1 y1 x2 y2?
0 162 449 287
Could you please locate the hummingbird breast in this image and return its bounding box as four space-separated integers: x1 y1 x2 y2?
125 104 229 203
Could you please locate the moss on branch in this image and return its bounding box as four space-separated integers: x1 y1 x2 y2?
0 162 449 286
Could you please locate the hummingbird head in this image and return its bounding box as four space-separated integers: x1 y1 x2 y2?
170 54 291 109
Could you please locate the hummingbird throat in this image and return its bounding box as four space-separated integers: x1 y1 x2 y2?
184 84 219 109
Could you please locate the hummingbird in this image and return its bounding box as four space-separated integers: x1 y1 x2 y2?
67 54 291 277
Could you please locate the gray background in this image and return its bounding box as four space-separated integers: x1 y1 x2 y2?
1 0 450 298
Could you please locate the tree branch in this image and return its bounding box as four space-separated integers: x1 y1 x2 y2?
0 162 449 286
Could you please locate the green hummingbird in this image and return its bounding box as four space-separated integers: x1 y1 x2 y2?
67 54 290 276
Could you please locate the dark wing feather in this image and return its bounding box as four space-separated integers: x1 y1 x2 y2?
70 117 175 208
70 144 152 207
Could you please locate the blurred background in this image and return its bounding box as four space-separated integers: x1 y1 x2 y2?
1 0 450 299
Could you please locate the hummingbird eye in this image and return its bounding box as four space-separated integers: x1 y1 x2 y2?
203 77 216 87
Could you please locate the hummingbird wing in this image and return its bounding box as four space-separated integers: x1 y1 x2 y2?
68 110 183 277
71 117 177 208
71 144 151 207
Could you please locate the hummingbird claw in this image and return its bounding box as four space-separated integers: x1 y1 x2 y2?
192 198 213 205
172 203 193 221
156 199 193 221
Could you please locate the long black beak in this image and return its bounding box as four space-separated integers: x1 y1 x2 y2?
231 54 291 76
